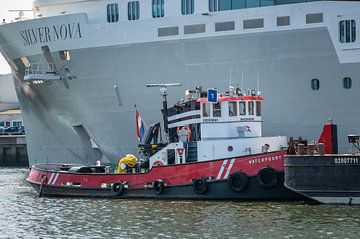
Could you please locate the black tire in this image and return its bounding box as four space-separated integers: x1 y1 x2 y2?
227 172 248 192
111 182 125 197
257 167 278 188
153 180 165 195
193 178 208 194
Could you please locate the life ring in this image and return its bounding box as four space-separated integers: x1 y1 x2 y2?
227 172 248 192
257 167 278 188
193 178 208 194
153 180 165 195
111 182 125 197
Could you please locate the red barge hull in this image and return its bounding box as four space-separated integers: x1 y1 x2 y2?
26 151 303 200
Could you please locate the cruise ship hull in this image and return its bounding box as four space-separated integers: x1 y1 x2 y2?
1 2 360 165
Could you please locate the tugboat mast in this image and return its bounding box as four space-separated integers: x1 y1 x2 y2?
146 83 181 142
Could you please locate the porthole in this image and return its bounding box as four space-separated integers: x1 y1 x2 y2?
311 79 320 91
343 77 352 89
228 146 233 152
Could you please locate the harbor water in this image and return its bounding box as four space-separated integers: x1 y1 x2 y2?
1 168 360 239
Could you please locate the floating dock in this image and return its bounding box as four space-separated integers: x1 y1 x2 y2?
0 135 28 167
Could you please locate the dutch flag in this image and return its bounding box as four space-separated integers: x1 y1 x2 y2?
136 110 145 142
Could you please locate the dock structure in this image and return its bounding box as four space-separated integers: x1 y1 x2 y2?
0 135 28 167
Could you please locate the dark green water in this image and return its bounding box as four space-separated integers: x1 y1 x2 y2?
1 168 359 239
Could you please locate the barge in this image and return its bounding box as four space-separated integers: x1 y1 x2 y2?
285 124 360 205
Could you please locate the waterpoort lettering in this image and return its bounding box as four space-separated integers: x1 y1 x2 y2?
20 22 82 46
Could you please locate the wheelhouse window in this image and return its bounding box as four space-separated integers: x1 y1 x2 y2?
239 101 246 115
228 101 237 116
213 103 221 117
152 0 164 18
343 77 352 89
202 103 211 117
256 101 261 116
107 3 119 23
311 78 320 91
248 102 254 115
128 1 140 20
182 0 194 15
339 20 356 43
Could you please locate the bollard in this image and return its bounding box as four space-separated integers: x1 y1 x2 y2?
298 144 305 155
317 143 325 155
307 144 316 155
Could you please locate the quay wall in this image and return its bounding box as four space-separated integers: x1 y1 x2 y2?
0 135 28 167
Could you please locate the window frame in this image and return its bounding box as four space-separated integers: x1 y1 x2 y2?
311 78 320 91
228 101 238 117
152 0 165 18
239 101 246 116
181 0 194 15
256 101 261 116
213 102 222 117
339 19 356 43
343 77 352 89
202 102 211 117
107 3 119 23
248 101 254 116
128 1 140 21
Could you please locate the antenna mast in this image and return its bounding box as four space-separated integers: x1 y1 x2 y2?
146 83 181 142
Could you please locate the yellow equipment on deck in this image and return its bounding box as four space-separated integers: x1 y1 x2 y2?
117 154 138 173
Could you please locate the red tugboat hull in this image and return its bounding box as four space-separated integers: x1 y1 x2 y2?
27 151 302 200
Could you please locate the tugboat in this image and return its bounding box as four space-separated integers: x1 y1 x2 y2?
27 84 303 200
285 122 360 205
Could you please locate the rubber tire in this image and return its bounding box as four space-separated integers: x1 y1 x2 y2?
153 180 165 195
111 182 125 197
257 167 278 188
193 178 208 194
227 172 248 192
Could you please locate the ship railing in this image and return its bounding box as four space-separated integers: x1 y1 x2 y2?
24 63 61 83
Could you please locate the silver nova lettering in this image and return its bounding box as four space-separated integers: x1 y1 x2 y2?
20 22 82 46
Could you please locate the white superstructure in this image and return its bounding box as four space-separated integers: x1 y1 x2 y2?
0 0 359 165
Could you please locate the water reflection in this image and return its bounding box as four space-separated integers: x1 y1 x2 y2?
1 168 359 238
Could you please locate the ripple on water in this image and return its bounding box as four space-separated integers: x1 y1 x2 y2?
1 168 360 238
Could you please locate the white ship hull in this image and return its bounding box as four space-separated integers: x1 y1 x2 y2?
1 1 360 165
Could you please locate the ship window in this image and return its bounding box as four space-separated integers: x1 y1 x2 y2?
248 102 254 115
239 101 246 115
256 101 261 116
107 3 119 23
152 0 164 18
213 103 221 117
209 0 245 12
229 101 237 116
260 0 274 7
246 0 260 8
202 103 211 117
343 77 352 89
12 121 22 127
182 0 194 15
339 20 356 43
59 50 70 61
311 78 320 91
128 1 140 21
